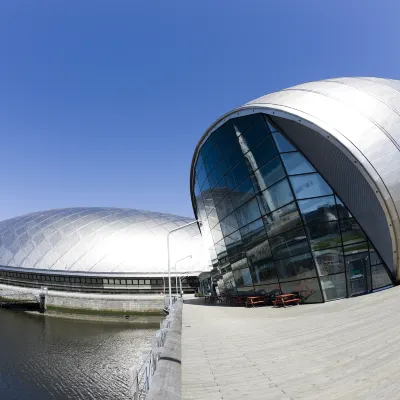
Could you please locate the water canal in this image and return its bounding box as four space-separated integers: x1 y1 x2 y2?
0 308 158 399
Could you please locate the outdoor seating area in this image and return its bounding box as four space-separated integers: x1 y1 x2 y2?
202 291 303 308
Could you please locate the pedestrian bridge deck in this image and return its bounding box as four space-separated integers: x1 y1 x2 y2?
182 287 400 400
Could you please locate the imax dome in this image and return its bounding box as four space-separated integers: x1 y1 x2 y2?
0 207 208 275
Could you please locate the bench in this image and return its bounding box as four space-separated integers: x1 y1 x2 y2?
273 293 301 308
245 296 265 308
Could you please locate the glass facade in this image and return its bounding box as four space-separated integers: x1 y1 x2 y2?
193 113 393 302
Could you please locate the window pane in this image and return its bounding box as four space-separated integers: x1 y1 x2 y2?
215 196 234 221
246 239 273 265
335 196 352 219
225 160 250 190
340 218 367 246
343 241 369 256
239 218 266 249
256 156 286 192
251 135 278 167
233 267 253 287
253 282 281 296
306 220 342 251
220 214 239 237
369 245 382 266
290 173 333 200
298 196 338 225
271 131 295 153
371 264 393 289
231 114 255 136
231 177 255 209
281 152 316 175
208 158 228 189
275 252 316 282
207 208 219 229
313 247 345 276
200 136 215 162
203 144 222 175
235 198 261 228
263 202 302 237
250 260 278 285
320 274 347 301
239 114 270 150
211 225 223 243
257 178 294 214
280 278 323 303
225 230 242 258
269 226 310 259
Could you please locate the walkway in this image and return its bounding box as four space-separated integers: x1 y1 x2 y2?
182 287 400 400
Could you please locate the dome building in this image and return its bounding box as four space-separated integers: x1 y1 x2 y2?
0 207 209 310
191 77 399 302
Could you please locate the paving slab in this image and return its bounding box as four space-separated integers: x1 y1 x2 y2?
182 287 400 399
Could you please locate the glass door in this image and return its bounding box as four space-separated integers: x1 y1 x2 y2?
345 252 371 297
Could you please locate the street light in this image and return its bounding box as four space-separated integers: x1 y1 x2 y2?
175 255 192 296
167 220 201 309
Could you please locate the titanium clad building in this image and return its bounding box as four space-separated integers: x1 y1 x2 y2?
0 207 208 294
190 77 400 303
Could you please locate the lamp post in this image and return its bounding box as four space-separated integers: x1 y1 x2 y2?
175 255 192 296
167 220 201 309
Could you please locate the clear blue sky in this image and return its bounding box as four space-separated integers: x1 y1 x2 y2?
1 0 399 220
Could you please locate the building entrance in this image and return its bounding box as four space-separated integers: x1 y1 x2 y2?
346 252 370 297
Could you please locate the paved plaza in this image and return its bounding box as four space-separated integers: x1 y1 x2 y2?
182 287 400 400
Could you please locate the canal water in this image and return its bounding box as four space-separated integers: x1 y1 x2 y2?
0 308 157 399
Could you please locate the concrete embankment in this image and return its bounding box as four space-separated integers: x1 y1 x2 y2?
0 284 164 313
146 300 182 400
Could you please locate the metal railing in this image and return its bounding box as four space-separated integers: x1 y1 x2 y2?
129 297 178 399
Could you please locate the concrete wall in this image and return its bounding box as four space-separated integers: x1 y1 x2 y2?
0 284 164 312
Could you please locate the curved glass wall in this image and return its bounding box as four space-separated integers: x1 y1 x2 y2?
193 113 393 302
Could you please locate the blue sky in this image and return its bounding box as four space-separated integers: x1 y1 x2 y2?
1 0 399 220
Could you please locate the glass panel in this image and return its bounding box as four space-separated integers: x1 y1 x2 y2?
249 260 278 285
306 221 342 251
275 252 316 282
335 196 352 219
231 114 255 136
256 156 286 192
225 230 243 258
239 218 266 250
320 274 347 301
343 241 369 256
219 124 243 169
313 247 345 276
215 196 234 221
203 144 222 175
246 239 273 265
290 173 333 200
298 196 338 225
235 198 261 228
233 267 253 287
231 177 255 209
211 225 223 243
269 226 310 259
263 202 302 237
369 244 382 266
281 152 316 175
220 214 239 237
207 208 219 229
271 131 296 153
196 165 207 189
208 158 228 189
345 252 370 296
280 278 323 303
250 135 278 168
239 114 270 150
253 282 281 296
199 136 215 162
340 218 367 246
257 178 294 214
371 264 393 289
225 160 250 191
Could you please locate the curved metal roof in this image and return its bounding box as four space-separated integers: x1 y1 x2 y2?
191 77 400 279
0 207 208 275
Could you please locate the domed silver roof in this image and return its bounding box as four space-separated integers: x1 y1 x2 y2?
192 77 400 278
0 207 208 275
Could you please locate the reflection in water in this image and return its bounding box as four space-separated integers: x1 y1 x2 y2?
0 309 157 400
